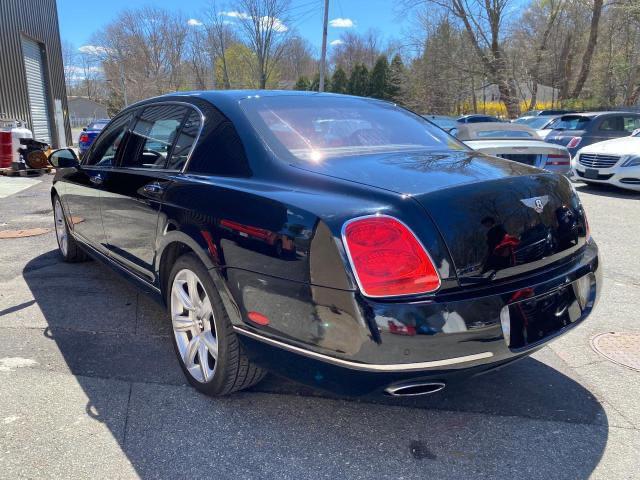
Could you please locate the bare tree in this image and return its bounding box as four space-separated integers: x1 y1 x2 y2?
570 0 604 98
233 0 292 88
204 1 240 89
405 0 521 117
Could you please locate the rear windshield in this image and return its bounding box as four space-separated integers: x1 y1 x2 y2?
240 96 465 162
548 115 591 130
476 129 536 138
514 117 554 129
88 121 108 130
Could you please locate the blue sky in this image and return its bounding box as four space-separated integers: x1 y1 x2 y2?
57 0 408 53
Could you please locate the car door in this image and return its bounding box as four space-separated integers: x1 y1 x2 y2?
63 113 132 255
99 103 197 282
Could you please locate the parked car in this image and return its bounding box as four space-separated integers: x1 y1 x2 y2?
48 91 599 397
457 114 502 124
544 112 640 157
521 109 575 117
572 129 640 191
455 122 572 174
78 119 109 156
422 114 458 132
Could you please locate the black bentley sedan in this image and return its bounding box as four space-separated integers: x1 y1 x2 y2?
49 91 601 397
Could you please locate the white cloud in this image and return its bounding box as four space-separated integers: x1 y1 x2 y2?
330 39 344 46
329 18 355 28
78 45 110 56
187 18 203 26
221 10 250 19
221 11 287 32
267 17 288 32
65 64 103 82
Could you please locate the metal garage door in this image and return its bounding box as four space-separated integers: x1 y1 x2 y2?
21 37 51 144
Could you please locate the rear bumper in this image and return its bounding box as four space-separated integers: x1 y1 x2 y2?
229 241 601 395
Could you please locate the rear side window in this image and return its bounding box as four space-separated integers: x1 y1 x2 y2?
549 116 590 130
623 116 640 132
599 116 624 131
121 105 187 169
84 114 131 166
165 110 201 171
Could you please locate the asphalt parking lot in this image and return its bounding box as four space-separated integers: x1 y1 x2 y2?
0 174 639 479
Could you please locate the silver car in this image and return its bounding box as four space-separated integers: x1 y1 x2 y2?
456 122 572 174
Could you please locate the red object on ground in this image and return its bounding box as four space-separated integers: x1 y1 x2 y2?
0 131 12 168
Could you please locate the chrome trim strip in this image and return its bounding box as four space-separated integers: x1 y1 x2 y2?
233 326 493 372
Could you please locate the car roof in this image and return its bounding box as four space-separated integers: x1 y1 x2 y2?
560 111 640 118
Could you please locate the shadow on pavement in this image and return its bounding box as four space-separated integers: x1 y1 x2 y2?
575 182 640 200
23 251 609 479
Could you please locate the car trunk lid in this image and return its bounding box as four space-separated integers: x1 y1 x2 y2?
294 150 588 286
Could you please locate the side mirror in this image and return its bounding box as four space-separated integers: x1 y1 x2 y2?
82 127 87 132
49 148 79 168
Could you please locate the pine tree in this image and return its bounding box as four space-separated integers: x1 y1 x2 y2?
369 56 390 99
348 64 370 97
309 72 331 92
294 76 310 91
387 54 406 104
330 66 348 94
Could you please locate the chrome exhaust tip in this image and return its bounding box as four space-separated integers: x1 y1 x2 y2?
384 381 446 397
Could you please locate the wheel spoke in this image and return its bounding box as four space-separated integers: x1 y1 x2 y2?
198 338 211 382
200 297 213 322
201 330 218 360
185 335 199 367
176 283 195 311
172 314 193 332
187 273 200 309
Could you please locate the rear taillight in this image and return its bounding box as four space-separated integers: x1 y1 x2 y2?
546 153 570 166
566 137 582 149
342 215 440 297
79 133 89 143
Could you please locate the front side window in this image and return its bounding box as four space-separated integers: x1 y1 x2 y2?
240 96 465 163
120 105 188 169
84 114 131 166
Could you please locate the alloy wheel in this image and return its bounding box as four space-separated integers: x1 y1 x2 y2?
171 269 218 383
54 198 68 256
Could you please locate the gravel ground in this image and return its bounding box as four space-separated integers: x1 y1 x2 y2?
0 174 638 479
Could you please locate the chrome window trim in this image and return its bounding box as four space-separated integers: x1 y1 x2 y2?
234 326 493 372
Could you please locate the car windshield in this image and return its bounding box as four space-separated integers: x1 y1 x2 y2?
240 96 465 162
548 115 591 130
87 121 108 130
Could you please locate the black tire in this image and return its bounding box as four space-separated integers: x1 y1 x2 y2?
167 253 266 395
52 195 88 263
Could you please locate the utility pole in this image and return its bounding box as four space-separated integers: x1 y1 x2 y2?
318 0 329 92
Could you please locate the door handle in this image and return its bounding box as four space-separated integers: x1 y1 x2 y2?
89 174 103 185
143 182 165 196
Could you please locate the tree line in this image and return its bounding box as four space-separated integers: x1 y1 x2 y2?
63 0 640 118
